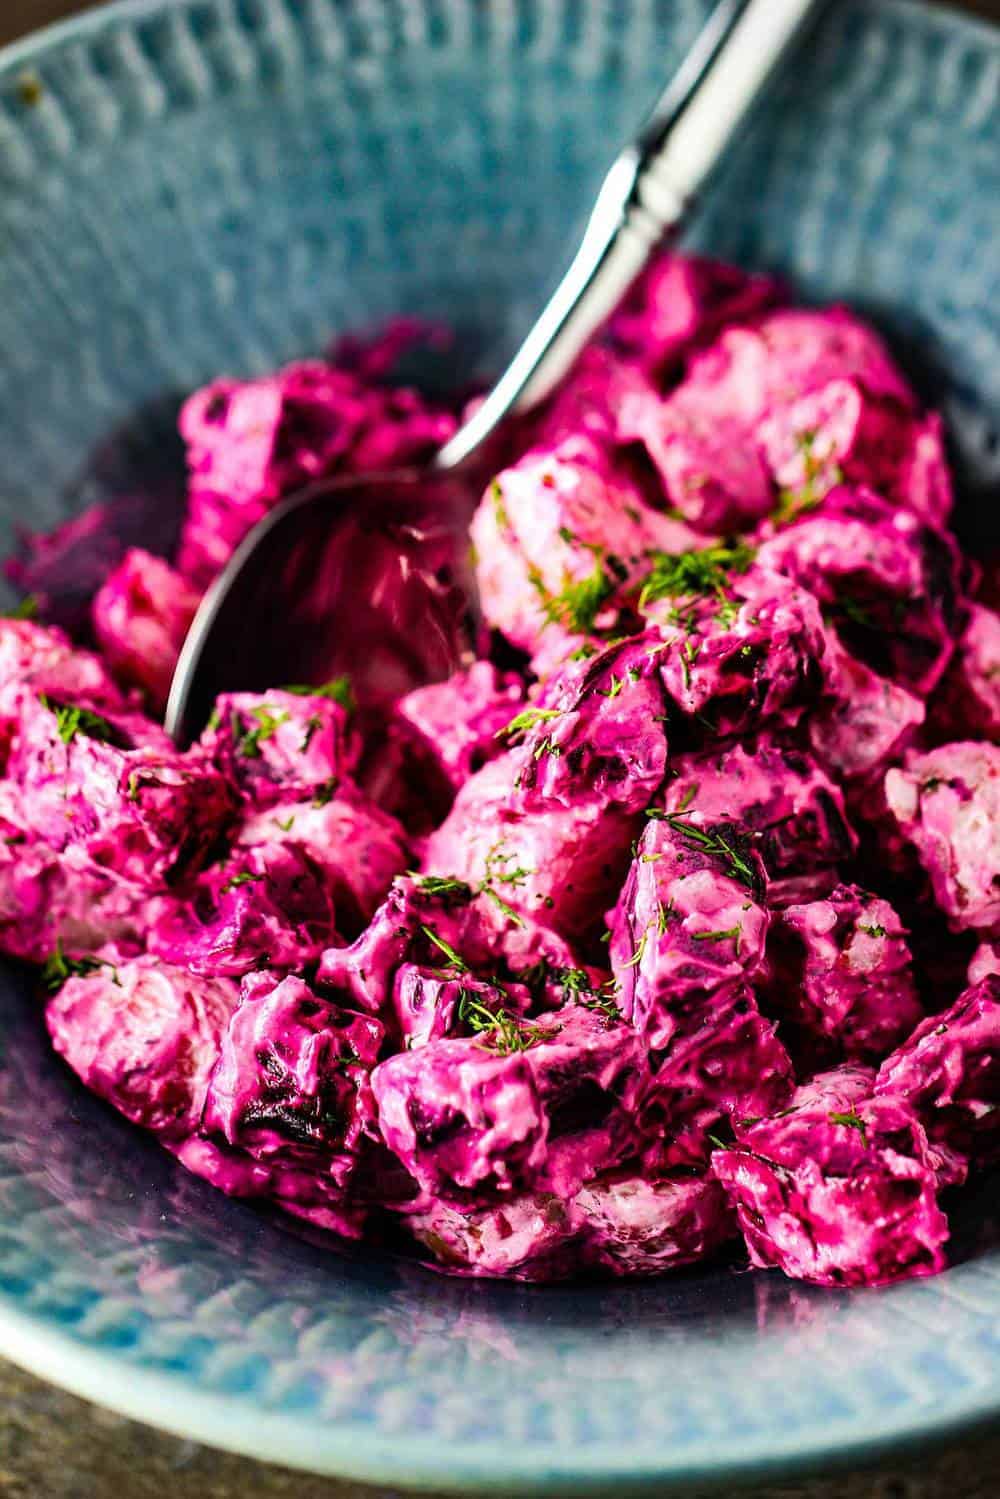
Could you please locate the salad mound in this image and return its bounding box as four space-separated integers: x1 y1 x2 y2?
4 253 998 1287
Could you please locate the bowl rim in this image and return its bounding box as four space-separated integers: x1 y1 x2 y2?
2 0 998 76
2 0 1000 1489
5 1288 1000 1494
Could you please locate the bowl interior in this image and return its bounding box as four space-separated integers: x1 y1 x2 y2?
0 0 999 1489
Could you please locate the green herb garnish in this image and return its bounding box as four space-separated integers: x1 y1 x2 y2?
40 941 110 993
638 541 755 613
281 676 356 715
674 783 698 814
236 705 290 757
300 714 323 752
773 431 843 526
529 545 628 636
858 923 886 938
691 925 741 943
828 1108 869 1148
456 987 557 1056
412 874 475 901
651 813 763 898
4 594 40 620
622 929 649 969
490 478 510 530
497 706 562 744
39 695 118 747
420 925 469 972
221 871 266 893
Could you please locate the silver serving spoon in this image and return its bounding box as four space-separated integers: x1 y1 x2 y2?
166 0 824 745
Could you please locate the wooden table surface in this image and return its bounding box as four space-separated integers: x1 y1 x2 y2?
1 1 999 1495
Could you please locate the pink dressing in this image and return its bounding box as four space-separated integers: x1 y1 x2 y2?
0 250 989 1288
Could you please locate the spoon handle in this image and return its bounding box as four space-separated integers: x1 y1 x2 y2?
435 0 825 472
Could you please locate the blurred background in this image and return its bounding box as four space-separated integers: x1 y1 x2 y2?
3 0 1000 47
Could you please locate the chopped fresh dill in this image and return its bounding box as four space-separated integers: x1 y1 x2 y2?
412 873 475 901
221 870 266 893
300 714 323 752
281 676 356 714
311 778 338 807
598 674 625 699
274 814 297 832
480 886 524 926
582 990 621 1020
483 845 532 888
553 966 590 1004
622 929 649 969
456 987 555 1056
5 594 40 620
236 705 290 757
858 923 886 938
532 735 561 761
650 812 763 898
638 541 755 613
691 925 741 943
828 1108 869 1148
675 783 698 814
528 546 628 636
773 431 843 526
40 941 111 993
490 478 510 530
39 695 118 747
497 706 562 744
420 924 469 972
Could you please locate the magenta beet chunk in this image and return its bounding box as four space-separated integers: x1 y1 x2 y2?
875 976 1000 1170
713 1094 949 1286
47 955 238 1140
372 1003 647 1203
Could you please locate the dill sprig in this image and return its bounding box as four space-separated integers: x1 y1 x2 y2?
281 676 356 715
5 595 40 620
478 844 532 927
420 924 469 972
412 874 475 901
828 1108 869 1148
691 925 741 944
638 541 755 613
774 430 842 526
456 987 556 1056
649 812 763 898
221 870 266 893
235 704 290 757
529 545 628 636
39 695 119 747
41 941 115 993
497 706 562 744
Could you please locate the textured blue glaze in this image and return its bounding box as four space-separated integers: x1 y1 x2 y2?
0 0 998 1488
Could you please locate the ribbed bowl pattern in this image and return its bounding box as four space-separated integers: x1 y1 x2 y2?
0 0 998 1488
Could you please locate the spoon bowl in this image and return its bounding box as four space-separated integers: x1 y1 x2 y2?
166 469 478 745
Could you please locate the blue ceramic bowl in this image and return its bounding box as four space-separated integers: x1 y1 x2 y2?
1 0 999 1489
